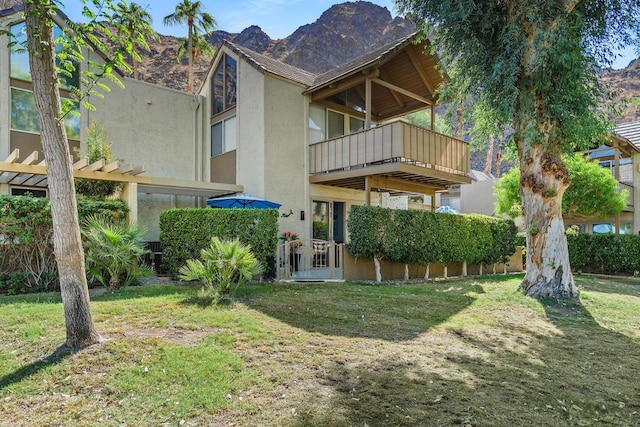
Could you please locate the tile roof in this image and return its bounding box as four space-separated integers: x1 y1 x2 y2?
616 121 640 147
224 41 317 87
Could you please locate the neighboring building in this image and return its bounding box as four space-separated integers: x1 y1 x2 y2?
0 6 472 279
565 121 640 235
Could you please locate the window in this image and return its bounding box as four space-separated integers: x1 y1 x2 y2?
11 187 47 197
309 104 326 144
349 117 364 133
11 88 80 139
327 110 344 139
211 115 236 157
212 54 237 116
10 21 79 89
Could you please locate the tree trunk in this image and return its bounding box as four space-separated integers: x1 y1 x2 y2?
24 1 101 348
518 145 578 299
187 18 194 93
484 134 495 175
495 134 504 178
404 264 409 281
373 255 382 282
424 264 429 279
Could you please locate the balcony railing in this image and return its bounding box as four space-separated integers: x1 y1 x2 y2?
309 120 470 177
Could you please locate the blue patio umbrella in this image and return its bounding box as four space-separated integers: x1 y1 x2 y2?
206 194 282 209
435 205 459 214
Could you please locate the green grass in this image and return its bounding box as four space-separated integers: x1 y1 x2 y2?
1 274 639 426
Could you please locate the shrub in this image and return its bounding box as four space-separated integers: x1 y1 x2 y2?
179 237 263 296
160 208 279 277
82 215 152 290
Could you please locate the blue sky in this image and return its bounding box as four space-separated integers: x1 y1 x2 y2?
58 0 636 69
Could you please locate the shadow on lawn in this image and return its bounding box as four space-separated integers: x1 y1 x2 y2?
0 346 73 391
287 299 640 427
239 281 482 342
575 274 640 298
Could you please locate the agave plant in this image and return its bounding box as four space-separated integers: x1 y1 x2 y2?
82 215 151 290
179 236 263 295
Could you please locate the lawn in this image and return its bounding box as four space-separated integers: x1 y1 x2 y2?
1 274 639 426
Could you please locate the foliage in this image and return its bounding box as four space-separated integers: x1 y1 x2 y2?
82 215 151 290
74 120 123 199
159 208 279 277
163 0 216 92
179 237 263 296
347 205 517 275
495 154 628 220
176 30 214 63
0 195 129 294
111 1 158 79
566 233 640 275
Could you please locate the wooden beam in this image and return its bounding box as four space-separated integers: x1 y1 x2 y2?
4 149 19 163
370 175 443 194
21 151 38 165
406 44 436 95
379 68 404 108
315 99 367 120
310 74 368 101
117 163 134 174
101 161 120 173
73 157 89 169
372 78 433 106
84 159 105 172
365 77 372 130
365 175 371 206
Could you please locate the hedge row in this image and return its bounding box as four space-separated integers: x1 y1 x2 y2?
0 195 129 294
347 205 517 268
159 208 279 277
517 232 640 275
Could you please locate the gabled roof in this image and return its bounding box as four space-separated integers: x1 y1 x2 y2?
224 40 317 87
306 32 442 92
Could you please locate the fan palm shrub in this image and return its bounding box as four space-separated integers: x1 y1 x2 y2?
82 215 152 290
179 236 263 296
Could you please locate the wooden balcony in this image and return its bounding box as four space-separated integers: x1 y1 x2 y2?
309 120 471 193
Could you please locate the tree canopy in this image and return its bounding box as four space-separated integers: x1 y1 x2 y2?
495 154 628 221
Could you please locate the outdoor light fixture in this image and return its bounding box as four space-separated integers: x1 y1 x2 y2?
300 210 305 220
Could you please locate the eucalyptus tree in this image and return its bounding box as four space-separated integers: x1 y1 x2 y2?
20 0 138 348
163 0 215 93
397 0 640 299
112 1 157 80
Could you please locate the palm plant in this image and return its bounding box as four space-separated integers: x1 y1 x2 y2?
163 0 216 93
82 215 151 290
176 30 214 66
112 1 158 80
179 237 263 295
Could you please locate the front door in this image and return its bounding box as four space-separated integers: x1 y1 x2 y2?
312 200 344 242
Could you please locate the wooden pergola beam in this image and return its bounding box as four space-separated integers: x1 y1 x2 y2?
406 45 436 95
372 78 434 106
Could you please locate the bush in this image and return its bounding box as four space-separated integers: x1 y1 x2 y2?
179 237 263 297
82 215 152 290
160 208 279 278
0 195 129 294
347 205 517 278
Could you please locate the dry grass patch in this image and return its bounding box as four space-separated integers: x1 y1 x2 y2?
1 275 639 426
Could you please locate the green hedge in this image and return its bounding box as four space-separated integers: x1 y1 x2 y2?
159 208 279 277
566 234 640 274
0 195 129 294
347 205 517 272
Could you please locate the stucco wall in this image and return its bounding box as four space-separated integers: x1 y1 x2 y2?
236 61 266 196
460 179 498 215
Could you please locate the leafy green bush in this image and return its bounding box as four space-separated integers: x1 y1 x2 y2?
159 208 279 277
0 195 129 294
179 237 263 296
82 215 152 290
347 205 517 279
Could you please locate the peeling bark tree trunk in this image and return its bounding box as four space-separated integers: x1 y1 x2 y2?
24 1 101 348
484 134 495 175
518 145 578 299
373 255 382 282
424 264 430 279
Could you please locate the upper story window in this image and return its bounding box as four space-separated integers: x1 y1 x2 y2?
10 21 79 89
9 22 80 139
212 54 237 116
309 104 367 144
211 115 236 157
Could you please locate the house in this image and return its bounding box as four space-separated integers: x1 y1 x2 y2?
0 5 472 279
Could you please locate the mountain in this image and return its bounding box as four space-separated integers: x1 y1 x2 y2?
135 1 414 92
601 59 640 123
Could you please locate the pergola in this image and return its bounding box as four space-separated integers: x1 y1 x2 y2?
0 149 243 219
